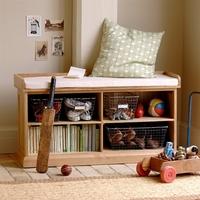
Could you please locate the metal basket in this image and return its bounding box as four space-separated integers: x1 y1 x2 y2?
63 97 96 121
104 93 139 120
29 97 63 122
106 125 168 150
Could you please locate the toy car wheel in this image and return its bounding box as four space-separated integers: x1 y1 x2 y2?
160 166 176 183
136 162 150 176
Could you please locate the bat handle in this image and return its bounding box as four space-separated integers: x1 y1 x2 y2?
47 76 56 109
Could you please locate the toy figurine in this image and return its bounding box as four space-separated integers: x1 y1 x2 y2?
164 141 174 160
186 145 199 159
175 146 186 160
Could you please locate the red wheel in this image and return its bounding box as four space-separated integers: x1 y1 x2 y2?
160 166 176 183
136 162 150 176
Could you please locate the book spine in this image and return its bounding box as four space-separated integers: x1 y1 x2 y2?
88 125 92 151
92 124 96 151
67 125 71 152
95 128 100 151
79 127 83 152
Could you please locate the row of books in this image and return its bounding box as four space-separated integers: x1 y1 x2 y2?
28 124 100 154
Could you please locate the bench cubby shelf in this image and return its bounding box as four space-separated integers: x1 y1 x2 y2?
14 72 180 167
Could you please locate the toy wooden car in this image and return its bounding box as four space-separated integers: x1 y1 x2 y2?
136 156 200 183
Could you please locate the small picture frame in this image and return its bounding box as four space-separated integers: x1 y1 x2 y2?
52 36 64 56
27 15 41 37
35 41 48 61
45 19 64 32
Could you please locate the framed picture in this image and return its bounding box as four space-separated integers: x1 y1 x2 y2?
27 15 41 37
52 36 64 56
45 19 64 32
35 41 48 60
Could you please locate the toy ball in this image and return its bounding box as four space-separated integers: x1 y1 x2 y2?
148 98 165 117
61 164 72 176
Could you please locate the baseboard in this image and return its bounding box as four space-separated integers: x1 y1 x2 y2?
0 127 17 153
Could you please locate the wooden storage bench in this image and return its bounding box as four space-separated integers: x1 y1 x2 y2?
14 71 180 167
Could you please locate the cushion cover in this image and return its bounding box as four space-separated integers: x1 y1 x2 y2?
91 19 164 78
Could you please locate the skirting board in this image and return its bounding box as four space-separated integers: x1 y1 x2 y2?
0 127 17 153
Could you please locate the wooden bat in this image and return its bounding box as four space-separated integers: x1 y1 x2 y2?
36 76 56 173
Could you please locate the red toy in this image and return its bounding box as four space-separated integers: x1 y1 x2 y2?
135 103 144 118
61 164 72 176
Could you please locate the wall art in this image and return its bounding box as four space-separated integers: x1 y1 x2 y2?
45 19 64 31
52 36 64 56
27 15 41 37
35 40 48 60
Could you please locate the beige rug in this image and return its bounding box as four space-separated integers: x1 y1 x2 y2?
1 174 200 200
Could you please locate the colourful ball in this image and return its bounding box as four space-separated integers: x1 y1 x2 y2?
148 98 165 117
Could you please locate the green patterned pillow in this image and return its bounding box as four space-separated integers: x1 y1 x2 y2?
91 19 164 78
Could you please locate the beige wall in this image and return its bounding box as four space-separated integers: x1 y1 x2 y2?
72 0 117 73
181 0 200 146
0 0 72 152
118 0 183 75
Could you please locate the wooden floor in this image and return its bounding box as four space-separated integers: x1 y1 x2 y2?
0 154 137 183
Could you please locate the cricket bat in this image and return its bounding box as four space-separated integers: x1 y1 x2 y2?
36 76 56 173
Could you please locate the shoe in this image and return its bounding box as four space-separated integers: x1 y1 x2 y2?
80 111 91 121
84 101 92 111
67 110 82 121
64 98 85 110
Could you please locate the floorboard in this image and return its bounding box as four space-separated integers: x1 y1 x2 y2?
0 154 137 182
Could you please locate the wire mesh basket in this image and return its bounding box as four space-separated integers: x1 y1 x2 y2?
29 97 63 122
106 125 168 150
104 93 139 120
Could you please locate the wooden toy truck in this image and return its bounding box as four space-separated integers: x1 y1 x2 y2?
137 156 200 183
